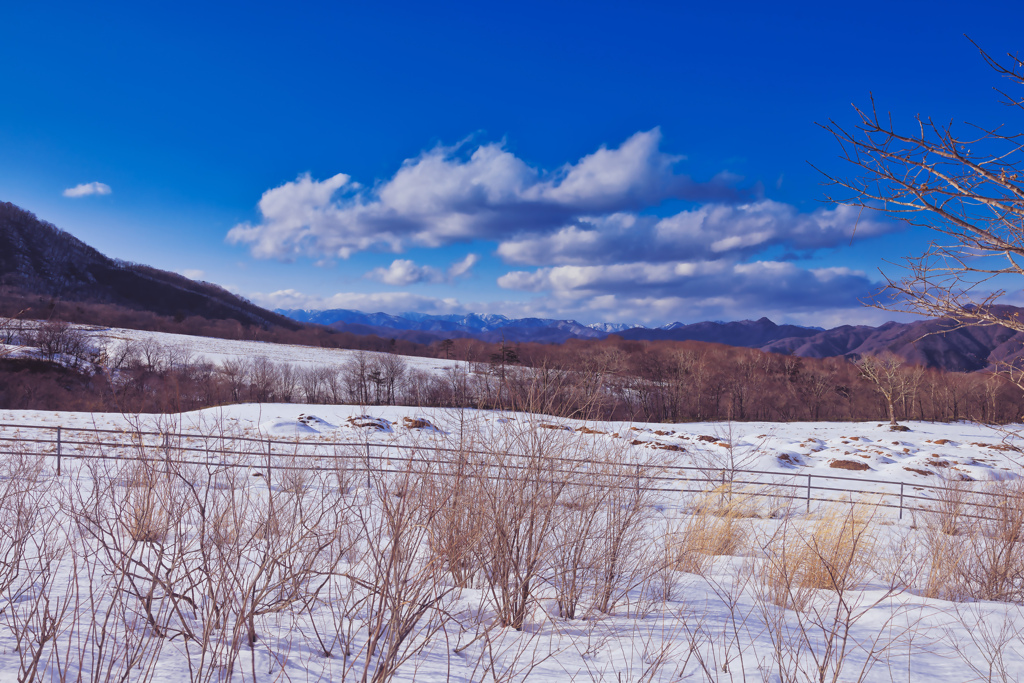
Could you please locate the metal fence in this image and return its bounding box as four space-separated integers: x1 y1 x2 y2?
0 422 1016 523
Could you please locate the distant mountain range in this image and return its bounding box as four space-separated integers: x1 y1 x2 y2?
278 307 1024 371
279 308 614 344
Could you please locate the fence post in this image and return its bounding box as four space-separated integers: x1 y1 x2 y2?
56 426 62 476
365 442 372 489
806 473 812 513
899 483 905 520
266 438 272 484
163 432 172 481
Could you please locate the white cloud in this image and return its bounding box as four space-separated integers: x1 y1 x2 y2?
63 182 112 198
496 202 896 266
249 288 466 315
180 269 206 280
447 253 479 279
364 253 482 286
365 259 444 286
498 259 875 314
226 129 745 260
226 128 905 328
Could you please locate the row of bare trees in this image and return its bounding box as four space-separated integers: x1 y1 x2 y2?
2 327 1022 422
2 313 1022 422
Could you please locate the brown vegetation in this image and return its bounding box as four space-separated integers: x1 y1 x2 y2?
2 292 1023 423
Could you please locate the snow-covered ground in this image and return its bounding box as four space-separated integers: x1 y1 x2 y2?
1 403 1023 681
92 325 466 374
3 402 1020 488
5 324 1024 681
0 322 467 376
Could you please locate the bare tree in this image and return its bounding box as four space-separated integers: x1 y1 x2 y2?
29 320 97 368
820 41 1024 350
0 310 26 346
856 353 907 426
343 352 373 406
219 357 249 402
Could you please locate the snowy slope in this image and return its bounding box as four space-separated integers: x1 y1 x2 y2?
86 324 466 374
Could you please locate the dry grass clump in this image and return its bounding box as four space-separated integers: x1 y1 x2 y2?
829 459 870 471
922 478 1024 602
759 504 876 611
403 416 435 430
668 508 749 575
124 487 168 543
120 462 170 543
699 486 760 518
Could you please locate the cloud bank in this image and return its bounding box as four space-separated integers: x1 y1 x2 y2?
231 129 900 325
63 182 112 198
496 201 891 266
226 128 744 260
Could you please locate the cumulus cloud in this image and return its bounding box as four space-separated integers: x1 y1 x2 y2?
486 200 896 325
226 128 746 260
63 182 112 198
180 269 206 280
365 253 481 286
366 259 444 286
496 202 896 266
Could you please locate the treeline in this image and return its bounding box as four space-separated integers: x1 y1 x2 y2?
1 318 1021 423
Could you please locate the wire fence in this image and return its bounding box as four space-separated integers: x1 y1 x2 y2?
0 422 1017 523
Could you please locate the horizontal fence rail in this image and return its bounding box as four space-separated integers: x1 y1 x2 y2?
0 422 1017 523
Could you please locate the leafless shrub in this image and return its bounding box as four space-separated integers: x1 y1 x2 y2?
350 458 461 681
945 602 1024 683
0 311 26 345
922 477 1024 603
0 444 44 598
2 486 73 681
919 474 977 600
546 481 604 619
424 446 488 590
28 320 99 368
962 479 1024 603
591 445 664 617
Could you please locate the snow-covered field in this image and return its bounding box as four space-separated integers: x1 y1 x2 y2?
1 401 1024 682
4 326 1024 681
3 402 1019 489
87 325 466 374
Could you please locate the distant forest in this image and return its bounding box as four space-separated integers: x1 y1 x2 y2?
1 292 1021 424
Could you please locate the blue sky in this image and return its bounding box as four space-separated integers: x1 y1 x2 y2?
3 0 1023 327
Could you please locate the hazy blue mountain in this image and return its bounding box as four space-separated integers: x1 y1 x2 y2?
276 306 1024 372
277 308 607 340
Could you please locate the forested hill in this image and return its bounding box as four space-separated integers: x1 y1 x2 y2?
0 201 298 330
